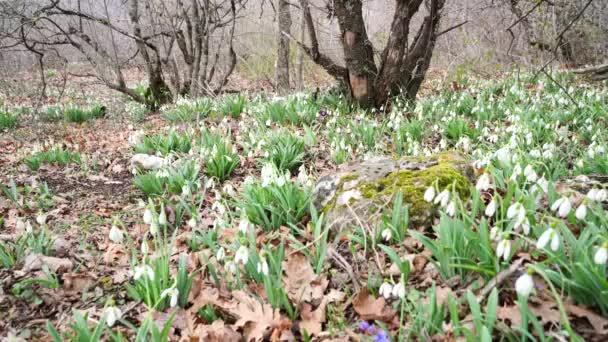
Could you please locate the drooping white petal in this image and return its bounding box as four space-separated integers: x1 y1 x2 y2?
515 273 534 297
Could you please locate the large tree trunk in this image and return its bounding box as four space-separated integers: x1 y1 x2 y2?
298 0 446 109
275 0 292 94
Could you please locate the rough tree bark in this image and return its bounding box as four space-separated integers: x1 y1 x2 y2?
295 0 446 109
275 0 292 94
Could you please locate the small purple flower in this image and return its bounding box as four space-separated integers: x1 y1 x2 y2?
358 321 370 332
366 325 376 335
374 330 390 342
318 110 328 120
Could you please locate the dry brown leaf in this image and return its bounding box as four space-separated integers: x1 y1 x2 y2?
191 320 241 342
22 253 73 273
103 243 128 266
149 308 188 333
282 253 327 303
565 304 608 335
299 289 345 336
528 301 562 326
230 290 281 342
496 305 522 327
352 289 396 322
63 272 97 293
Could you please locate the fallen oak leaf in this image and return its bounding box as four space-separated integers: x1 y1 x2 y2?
22 253 73 273
352 289 396 322
282 253 327 304
565 303 608 335
230 290 281 342
299 289 345 336
192 320 241 342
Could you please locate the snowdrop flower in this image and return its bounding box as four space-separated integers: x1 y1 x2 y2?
158 209 167 225
379 282 393 299
446 201 456 216
496 239 511 261
109 225 124 243
36 213 47 225
225 261 237 274
523 165 538 182
423 186 435 202
551 197 571 218
133 265 155 281
515 273 534 298
257 257 269 276
536 177 549 193
187 217 197 228
104 306 122 327
235 246 249 265
587 189 607 202
238 217 251 234
16 219 25 231
141 240 149 255
594 244 608 265
575 204 587 220
507 202 526 223
490 226 500 241
536 228 559 251
25 220 33 233
149 221 159 235
161 287 179 308
143 208 153 224
510 164 522 181
381 228 392 242
520 217 531 235
485 198 497 217
476 173 491 191
392 282 406 299
216 247 225 261
434 189 450 207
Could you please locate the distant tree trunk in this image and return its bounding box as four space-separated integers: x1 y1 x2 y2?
275 0 292 94
296 11 306 90
296 0 446 109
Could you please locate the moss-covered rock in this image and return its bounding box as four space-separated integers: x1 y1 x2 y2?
312 152 474 230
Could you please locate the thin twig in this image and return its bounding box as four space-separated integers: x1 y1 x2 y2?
475 258 523 304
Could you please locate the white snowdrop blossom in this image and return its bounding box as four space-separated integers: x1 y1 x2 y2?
143 208 153 224
490 227 500 241
149 221 159 235
485 198 497 217
225 261 237 274
587 189 607 202
496 239 511 261
424 186 435 202
536 228 560 251
141 240 149 255
434 189 450 207
523 165 538 182
446 201 457 216
25 220 33 233
520 217 531 235
381 228 392 242
104 306 122 327
507 202 526 223
238 217 251 234
515 273 534 298
476 173 492 191
161 287 179 308
235 246 249 265
216 247 225 261
36 213 47 225
133 265 155 281
575 204 587 220
16 219 25 231
187 217 197 228
379 282 393 299
108 225 124 243
594 245 608 265
392 282 406 299
551 197 571 218
158 209 167 225
257 257 269 276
